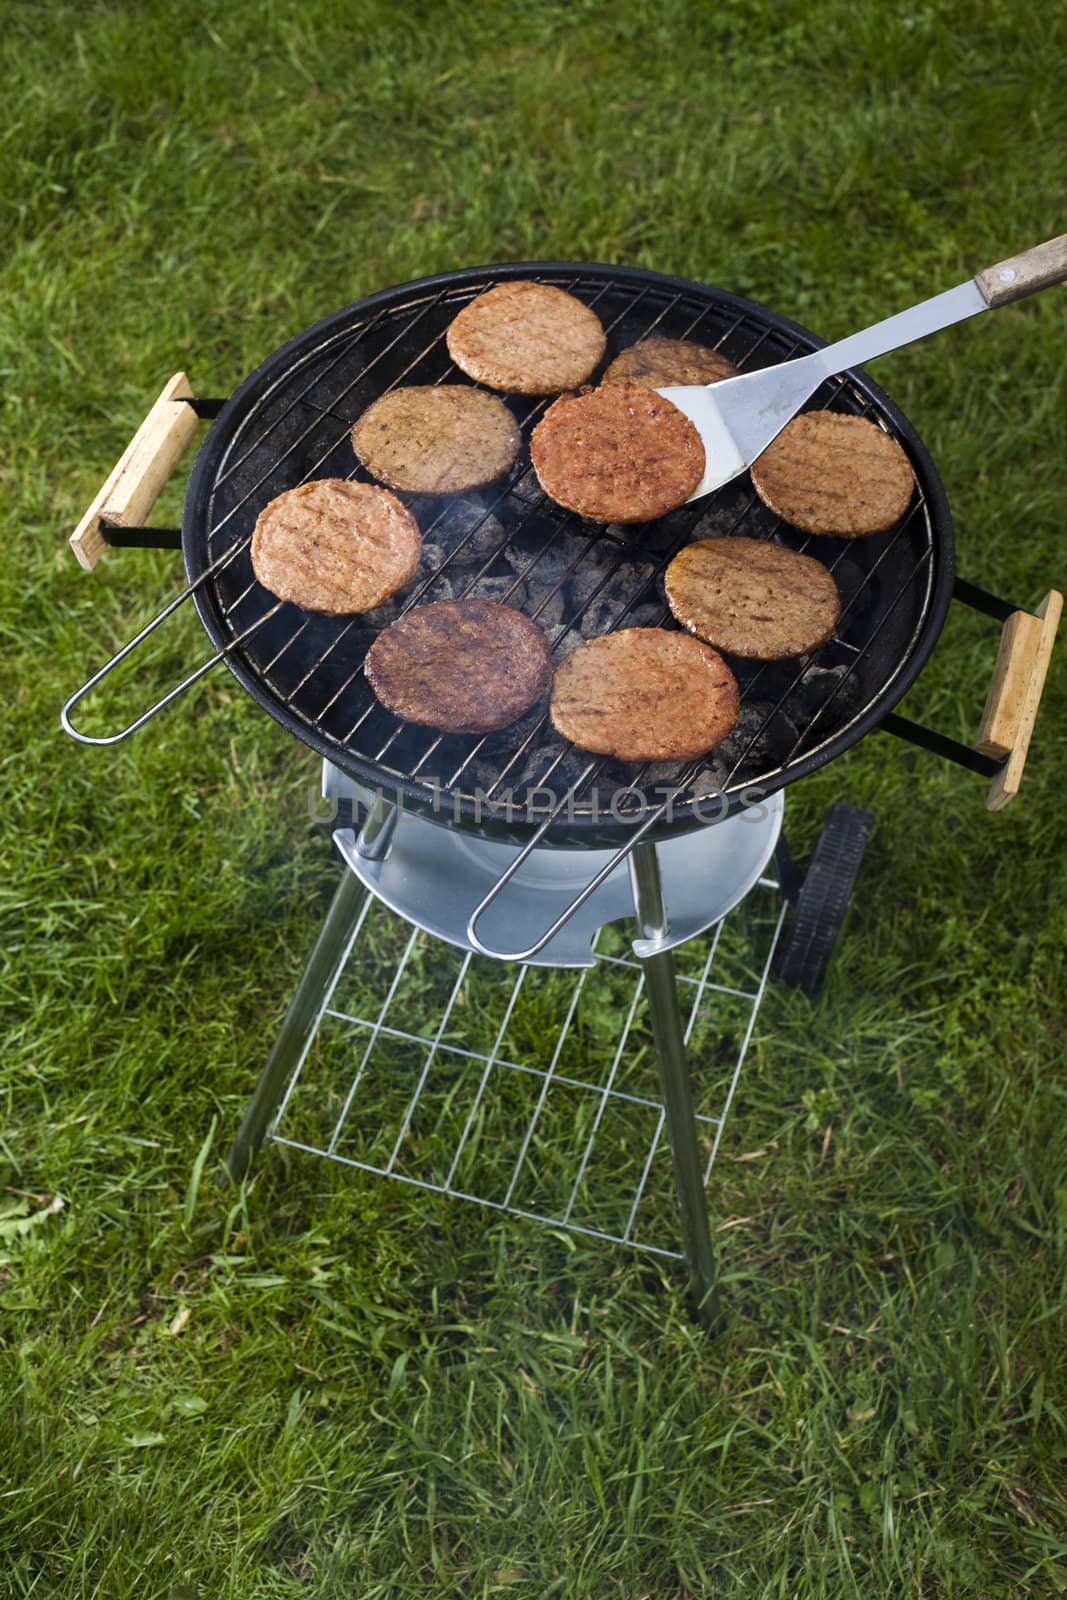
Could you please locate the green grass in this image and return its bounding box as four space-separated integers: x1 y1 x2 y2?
2 0 1066 1594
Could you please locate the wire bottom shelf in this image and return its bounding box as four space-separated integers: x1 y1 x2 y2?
270 876 787 1260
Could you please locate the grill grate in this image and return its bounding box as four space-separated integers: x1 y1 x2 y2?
270 876 787 1258
184 264 950 833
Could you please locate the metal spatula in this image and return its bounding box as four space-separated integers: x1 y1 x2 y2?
658 233 1067 501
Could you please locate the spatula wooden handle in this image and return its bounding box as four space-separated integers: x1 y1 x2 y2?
976 590 1062 810
975 234 1067 308
69 373 198 571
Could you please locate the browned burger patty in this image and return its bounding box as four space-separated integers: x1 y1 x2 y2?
350 385 520 494
445 281 606 395
665 537 840 660
602 335 738 389
251 479 421 614
365 598 553 733
750 411 914 537
530 384 705 523
549 628 739 762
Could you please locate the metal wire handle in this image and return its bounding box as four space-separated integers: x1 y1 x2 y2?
464 777 684 962
60 548 280 746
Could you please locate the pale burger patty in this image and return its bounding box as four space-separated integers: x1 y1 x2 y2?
549 628 739 763
602 335 738 388
365 598 553 734
665 536 841 660
750 411 914 537
445 281 606 395
251 479 421 615
350 385 520 494
531 384 705 524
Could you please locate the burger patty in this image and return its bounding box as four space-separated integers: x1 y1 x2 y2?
530 384 705 523
750 411 914 537
445 280 606 395
665 536 840 660
602 335 738 389
549 628 739 762
251 479 421 614
365 598 553 734
350 385 520 494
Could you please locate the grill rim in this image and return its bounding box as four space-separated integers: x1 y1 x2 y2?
182 259 956 840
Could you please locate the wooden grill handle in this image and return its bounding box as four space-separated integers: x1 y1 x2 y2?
976 590 1062 810
975 233 1067 308
68 373 198 571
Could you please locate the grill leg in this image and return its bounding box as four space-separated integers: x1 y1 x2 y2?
629 842 719 1329
224 867 368 1181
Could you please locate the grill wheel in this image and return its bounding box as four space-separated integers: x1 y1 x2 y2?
774 803 875 996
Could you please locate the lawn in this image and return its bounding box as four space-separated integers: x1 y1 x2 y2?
1 0 1066 1595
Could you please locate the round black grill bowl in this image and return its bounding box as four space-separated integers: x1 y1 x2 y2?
183 262 954 846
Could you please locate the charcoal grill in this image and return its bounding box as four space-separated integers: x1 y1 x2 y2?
63 262 1061 1322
